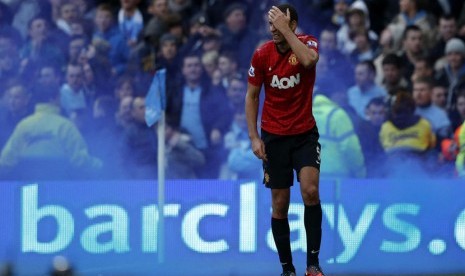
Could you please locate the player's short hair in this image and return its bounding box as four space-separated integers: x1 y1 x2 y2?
277 4 298 23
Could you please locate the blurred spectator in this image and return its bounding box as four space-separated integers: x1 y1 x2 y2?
435 38 465 109
218 50 241 90
19 16 65 79
156 33 180 76
56 1 80 36
50 255 75 276
449 89 465 131
413 77 452 144
201 50 219 81
11 0 52 40
179 13 221 57
456 120 465 177
0 2 22 45
88 95 123 179
0 84 32 149
349 28 377 64
379 91 436 178
0 262 13 276
114 75 136 100
60 63 88 115
226 75 247 114
429 14 458 63
357 96 387 177
432 83 448 110
0 84 102 180
118 0 143 47
166 53 232 178
165 123 205 179
223 109 262 180
313 93 366 178
116 95 134 130
143 0 171 50
0 35 21 93
121 96 157 179
411 56 434 82
317 27 353 90
347 60 387 120
216 3 259 70
336 3 378 55
330 0 352 29
380 53 410 94
168 0 201 26
399 25 426 81
92 3 130 76
385 0 437 51
67 35 89 64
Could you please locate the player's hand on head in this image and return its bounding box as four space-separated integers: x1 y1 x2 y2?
268 6 290 33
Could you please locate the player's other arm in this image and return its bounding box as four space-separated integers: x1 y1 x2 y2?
245 83 260 139
245 83 267 161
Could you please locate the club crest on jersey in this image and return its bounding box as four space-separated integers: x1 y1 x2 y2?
270 73 300 89
288 54 298 65
307 40 318 48
248 65 255 77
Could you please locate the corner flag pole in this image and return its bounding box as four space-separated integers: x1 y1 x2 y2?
144 68 167 264
157 111 165 264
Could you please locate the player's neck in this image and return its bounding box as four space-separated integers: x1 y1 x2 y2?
276 42 291 54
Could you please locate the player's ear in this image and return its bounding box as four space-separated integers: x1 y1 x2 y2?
289 20 297 32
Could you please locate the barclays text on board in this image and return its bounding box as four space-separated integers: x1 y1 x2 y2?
1 179 465 275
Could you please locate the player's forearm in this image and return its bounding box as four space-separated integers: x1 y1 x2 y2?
245 93 260 140
282 30 318 68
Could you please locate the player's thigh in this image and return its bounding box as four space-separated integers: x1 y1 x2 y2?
262 130 294 189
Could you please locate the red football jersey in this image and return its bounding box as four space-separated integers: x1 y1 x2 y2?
248 34 318 135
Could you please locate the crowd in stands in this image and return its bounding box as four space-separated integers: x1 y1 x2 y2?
0 0 464 181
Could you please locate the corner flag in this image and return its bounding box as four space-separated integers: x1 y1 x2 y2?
145 68 167 127
144 68 167 264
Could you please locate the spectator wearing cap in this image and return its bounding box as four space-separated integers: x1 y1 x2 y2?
435 38 465 109
216 3 259 70
178 12 221 58
157 33 180 76
336 2 378 55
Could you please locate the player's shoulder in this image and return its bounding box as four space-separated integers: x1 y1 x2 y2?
297 34 319 48
297 34 318 41
254 40 275 54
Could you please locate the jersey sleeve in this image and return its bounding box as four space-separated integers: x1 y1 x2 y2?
301 35 319 53
247 49 264 87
